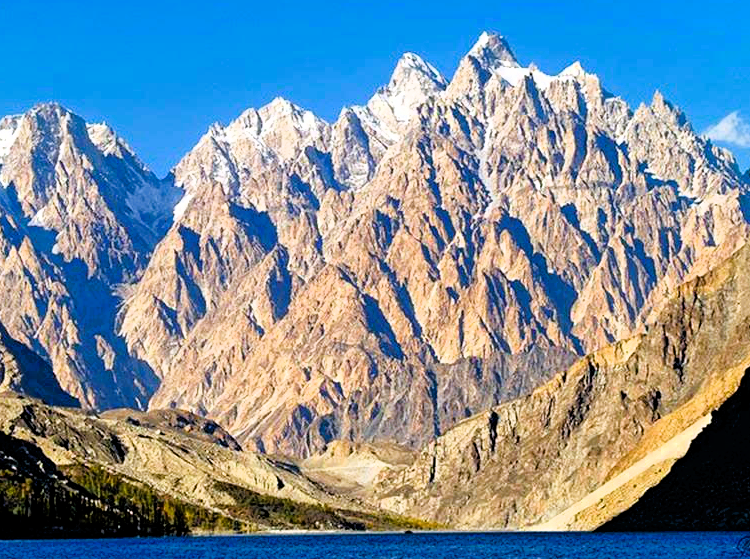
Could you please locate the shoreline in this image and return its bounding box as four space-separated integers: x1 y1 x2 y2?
6 529 749 542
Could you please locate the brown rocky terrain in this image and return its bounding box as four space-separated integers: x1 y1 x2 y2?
0 320 77 407
369 238 750 529
99 407 242 451
0 391 435 532
0 393 333 508
299 440 417 494
0 32 748 460
117 32 750 457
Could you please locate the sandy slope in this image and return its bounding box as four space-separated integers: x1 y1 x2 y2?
529 413 712 531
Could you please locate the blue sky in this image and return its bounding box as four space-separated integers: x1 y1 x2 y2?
1 0 748 175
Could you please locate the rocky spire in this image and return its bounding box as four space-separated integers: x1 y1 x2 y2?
466 31 520 70
369 52 447 123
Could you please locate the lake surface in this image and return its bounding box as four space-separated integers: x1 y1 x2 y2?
0 531 747 558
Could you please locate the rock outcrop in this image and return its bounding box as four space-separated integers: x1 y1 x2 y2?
601 366 750 530
0 393 359 514
0 321 77 407
0 393 425 534
370 239 750 529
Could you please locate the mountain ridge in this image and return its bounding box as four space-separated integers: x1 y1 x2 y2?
0 31 748 459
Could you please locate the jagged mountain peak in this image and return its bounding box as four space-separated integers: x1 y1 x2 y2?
258 96 329 134
27 101 71 117
20 102 97 149
467 31 520 70
388 52 447 91
648 89 689 127
2 31 747 463
206 96 328 149
366 52 447 125
260 96 310 118
454 35 598 95
20 102 87 142
559 60 587 79
0 101 177 273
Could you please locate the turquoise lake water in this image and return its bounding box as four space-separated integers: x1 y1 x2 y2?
0 532 747 558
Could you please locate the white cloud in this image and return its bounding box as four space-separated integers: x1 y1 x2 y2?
704 111 750 148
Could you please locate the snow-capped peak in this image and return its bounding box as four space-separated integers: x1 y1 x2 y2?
467 31 520 70
207 97 328 149
258 96 328 135
366 52 447 124
260 96 302 117
559 61 587 79
389 52 447 91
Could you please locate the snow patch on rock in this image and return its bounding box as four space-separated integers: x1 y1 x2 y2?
0 115 21 166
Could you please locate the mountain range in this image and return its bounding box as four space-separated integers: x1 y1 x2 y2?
0 31 748 461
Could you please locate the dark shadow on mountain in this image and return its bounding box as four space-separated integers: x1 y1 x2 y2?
561 203 600 260
289 174 321 211
600 368 750 531
377 258 423 339
595 133 623 185
497 214 581 352
0 322 79 407
231 204 278 251
176 226 203 269
362 294 404 359
304 147 347 193
267 248 292 321
738 192 750 224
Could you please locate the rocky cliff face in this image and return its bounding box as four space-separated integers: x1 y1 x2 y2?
370 239 750 528
0 321 77 407
600 367 750 531
119 32 749 456
1 33 749 458
0 103 178 408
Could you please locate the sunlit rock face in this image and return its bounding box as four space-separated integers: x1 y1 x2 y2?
0 103 178 408
372 240 750 529
2 33 749 457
